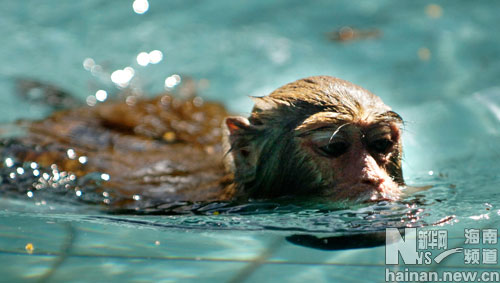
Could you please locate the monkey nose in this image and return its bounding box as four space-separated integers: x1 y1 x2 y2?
361 177 385 191
361 175 384 186
358 165 386 191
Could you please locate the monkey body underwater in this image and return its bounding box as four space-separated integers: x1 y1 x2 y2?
0 76 404 208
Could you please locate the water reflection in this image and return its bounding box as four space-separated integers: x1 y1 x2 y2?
132 0 149 15
136 50 163 66
86 95 97 106
4 157 13 167
95 90 108 102
136 52 150 66
82 58 95 71
164 74 181 89
111 67 135 88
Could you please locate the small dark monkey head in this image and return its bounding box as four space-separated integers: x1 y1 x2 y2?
223 76 404 203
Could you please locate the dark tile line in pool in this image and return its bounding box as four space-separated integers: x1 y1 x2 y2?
0 249 498 269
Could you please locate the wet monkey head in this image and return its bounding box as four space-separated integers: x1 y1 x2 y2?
224 76 404 202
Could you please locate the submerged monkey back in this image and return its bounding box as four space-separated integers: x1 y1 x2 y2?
1 94 234 207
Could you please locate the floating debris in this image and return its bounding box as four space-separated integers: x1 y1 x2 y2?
418 47 432 61
162 131 177 143
327 26 381 42
25 243 34 254
426 4 443 19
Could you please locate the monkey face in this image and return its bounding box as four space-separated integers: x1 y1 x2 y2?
224 76 404 203
296 121 402 203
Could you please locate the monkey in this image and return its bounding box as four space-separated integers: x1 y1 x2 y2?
224 76 404 203
0 76 404 207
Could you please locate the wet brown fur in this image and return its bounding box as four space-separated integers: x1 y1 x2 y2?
3 76 403 205
226 76 403 199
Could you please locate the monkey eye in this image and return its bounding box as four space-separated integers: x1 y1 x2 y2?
369 139 394 154
319 142 349 158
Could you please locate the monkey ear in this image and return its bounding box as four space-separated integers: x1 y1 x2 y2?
224 116 251 135
222 116 257 183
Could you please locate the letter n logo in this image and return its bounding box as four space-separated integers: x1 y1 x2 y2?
386 228 419 265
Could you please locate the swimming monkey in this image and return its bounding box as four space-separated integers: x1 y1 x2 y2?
224 76 404 203
2 76 404 205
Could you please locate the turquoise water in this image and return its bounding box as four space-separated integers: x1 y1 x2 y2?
1 0 500 282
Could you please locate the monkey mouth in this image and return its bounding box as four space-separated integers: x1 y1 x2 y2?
358 184 401 203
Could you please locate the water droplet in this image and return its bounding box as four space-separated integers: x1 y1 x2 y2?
5 158 14 167
67 149 76 159
78 156 88 164
101 173 110 181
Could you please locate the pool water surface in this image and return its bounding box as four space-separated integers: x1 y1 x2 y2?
1 1 500 282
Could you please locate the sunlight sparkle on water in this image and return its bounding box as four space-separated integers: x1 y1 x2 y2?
136 50 163 66
164 74 181 89
78 156 88 164
149 50 163 64
5 158 14 167
86 95 97 106
470 214 490 220
95 90 108 102
111 67 135 88
101 173 110 181
136 52 150 66
67 149 76 159
83 58 95 71
133 0 149 14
